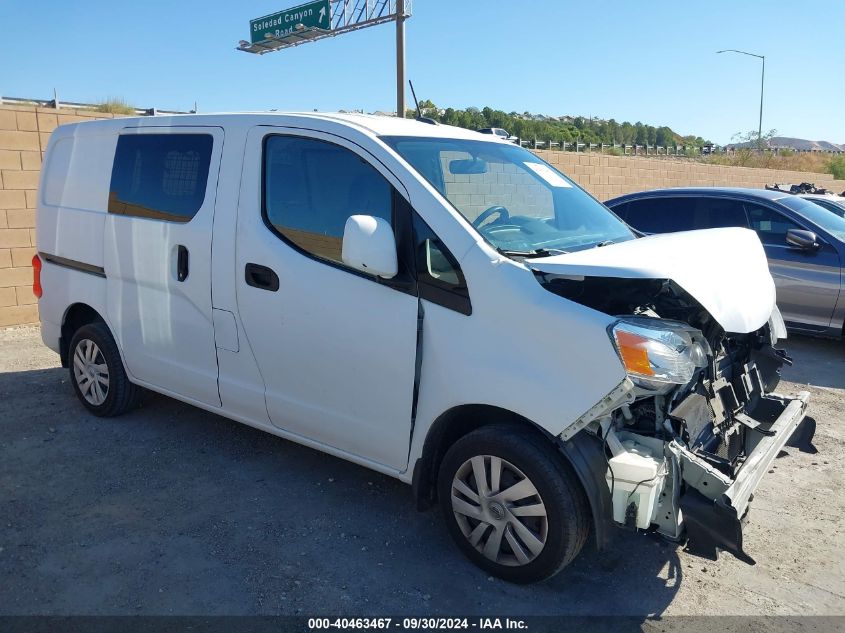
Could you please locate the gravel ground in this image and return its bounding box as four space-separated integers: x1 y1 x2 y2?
0 325 843 617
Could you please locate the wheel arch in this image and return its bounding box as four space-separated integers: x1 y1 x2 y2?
412 403 613 550
59 303 106 367
412 405 545 509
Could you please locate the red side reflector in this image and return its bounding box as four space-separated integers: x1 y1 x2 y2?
32 254 43 298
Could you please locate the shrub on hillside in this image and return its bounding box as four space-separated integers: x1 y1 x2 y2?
828 156 845 180
96 98 135 115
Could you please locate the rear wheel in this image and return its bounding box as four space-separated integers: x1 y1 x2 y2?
437 425 589 583
69 322 139 417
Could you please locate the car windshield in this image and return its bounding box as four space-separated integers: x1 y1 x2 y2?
780 196 845 241
382 136 635 255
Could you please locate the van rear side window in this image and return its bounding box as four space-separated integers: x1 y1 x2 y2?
108 134 213 222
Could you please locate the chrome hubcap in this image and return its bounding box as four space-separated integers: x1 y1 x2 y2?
72 339 109 406
451 455 548 567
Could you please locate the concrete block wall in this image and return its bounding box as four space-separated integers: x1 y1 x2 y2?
535 150 845 202
0 104 120 327
1 101 844 327
442 151 552 221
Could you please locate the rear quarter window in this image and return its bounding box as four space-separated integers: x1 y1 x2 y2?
694 198 749 229
622 197 697 233
42 134 117 211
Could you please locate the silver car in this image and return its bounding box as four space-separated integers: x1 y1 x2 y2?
800 193 845 218
606 187 845 337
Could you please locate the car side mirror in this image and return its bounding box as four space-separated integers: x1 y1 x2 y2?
786 228 819 251
342 215 398 279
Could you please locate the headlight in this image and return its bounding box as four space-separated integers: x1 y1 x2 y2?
610 317 710 386
768 305 787 344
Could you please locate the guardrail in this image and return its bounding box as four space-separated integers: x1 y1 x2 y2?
0 94 192 116
516 138 843 156
517 139 717 156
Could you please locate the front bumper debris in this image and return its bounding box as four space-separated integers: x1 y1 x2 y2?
675 391 811 563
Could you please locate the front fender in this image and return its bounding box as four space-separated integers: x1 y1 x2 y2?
556 430 615 550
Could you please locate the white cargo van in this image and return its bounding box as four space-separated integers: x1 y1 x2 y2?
35 113 810 582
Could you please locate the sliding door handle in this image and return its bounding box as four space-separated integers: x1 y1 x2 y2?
245 263 279 291
177 245 189 282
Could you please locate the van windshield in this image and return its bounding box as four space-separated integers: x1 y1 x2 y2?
382 136 634 255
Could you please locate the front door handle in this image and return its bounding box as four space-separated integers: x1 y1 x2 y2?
245 263 279 291
177 245 189 282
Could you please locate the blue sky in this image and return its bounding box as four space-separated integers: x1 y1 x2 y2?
1 1 842 144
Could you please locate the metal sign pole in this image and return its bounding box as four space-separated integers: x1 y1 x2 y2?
396 0 406 118
240 0 413 118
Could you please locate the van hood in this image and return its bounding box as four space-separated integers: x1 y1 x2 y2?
529 228 776 333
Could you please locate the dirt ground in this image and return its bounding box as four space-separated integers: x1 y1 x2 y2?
0 325 843 617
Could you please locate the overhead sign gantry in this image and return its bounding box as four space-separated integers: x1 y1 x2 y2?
248 0 332 44
238 0 413 117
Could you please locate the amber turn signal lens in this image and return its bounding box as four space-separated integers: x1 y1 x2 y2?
613 329 654 376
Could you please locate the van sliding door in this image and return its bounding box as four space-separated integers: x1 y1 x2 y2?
103 126 224 406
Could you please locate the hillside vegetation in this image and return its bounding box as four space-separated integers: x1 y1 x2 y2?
705 151 845 180
96 98 135 114
409 100 708 147
409 101 844 180
707 130 845 180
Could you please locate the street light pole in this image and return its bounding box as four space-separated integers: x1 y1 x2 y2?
759 55 765 146
717 49 766 148
396 0 406 118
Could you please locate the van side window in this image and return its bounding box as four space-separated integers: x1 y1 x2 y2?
263 136 393 266
108 134 213 222
414 213 471 315
623 197 697 234
746 204 802 245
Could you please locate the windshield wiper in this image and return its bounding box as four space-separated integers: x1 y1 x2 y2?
594 240 615 247
497 247 569 258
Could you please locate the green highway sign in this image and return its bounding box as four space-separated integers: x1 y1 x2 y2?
250 0 331 44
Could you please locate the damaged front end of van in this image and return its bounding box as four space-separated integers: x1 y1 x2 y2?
533 227 813 563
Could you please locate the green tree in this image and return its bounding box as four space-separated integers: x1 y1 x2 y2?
827 156 845 180
634 122 647 145
400 100 707 150
655 126 674 147
732 128 778 151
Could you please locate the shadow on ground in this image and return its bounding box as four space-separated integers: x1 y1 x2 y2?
0 366 682 617
781 334 845 390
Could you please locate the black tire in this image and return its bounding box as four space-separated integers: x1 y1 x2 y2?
437 424 589 583
68 322 139 417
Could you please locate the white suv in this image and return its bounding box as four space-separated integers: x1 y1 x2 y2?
34 113 810 582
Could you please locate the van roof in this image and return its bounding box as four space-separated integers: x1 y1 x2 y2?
52 111 490 141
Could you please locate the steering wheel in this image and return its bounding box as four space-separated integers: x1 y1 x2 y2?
473 206 510 228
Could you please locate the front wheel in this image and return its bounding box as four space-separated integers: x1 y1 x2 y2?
437 425 589 583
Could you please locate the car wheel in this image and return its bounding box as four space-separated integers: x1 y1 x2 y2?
437 424 589 583
69 322 139 417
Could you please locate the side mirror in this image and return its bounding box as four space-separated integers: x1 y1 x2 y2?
342 215 398 279
786 228 819 251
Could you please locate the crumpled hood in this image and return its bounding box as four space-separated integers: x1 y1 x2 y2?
529 227 776 333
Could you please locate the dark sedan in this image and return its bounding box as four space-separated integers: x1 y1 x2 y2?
605 187 845 337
